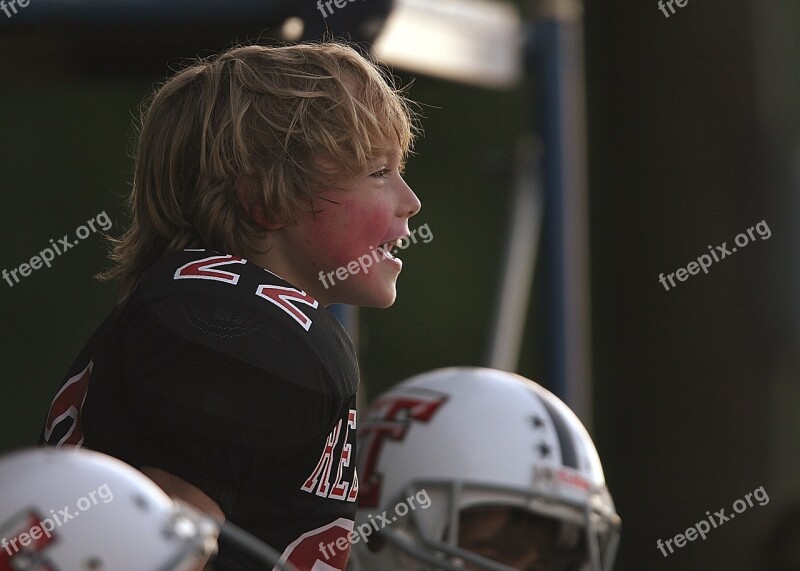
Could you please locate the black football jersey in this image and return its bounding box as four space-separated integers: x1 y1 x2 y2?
39 249 360 570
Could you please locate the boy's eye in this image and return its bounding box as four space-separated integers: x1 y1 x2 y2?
371 168 390 179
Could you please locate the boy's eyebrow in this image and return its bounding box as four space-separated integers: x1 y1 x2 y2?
368 155 389 166
370 149 406 165
364 159 389 175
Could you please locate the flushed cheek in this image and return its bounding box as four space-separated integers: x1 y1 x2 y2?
310 202 392 267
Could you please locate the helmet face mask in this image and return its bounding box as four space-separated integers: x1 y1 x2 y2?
457 503 583 570
361 479 618 571
352 368 621 571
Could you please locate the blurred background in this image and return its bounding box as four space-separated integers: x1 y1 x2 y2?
1 0 799 568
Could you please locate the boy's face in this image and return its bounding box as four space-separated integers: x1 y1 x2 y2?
266 151 421 308
458 506 587 571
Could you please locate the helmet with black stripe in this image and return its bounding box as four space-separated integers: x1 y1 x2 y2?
351 367 620 571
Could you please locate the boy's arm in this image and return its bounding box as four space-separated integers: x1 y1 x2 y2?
141 466 223 571
141 466 225 520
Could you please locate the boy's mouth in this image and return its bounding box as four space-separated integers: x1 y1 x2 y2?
379 238 403 261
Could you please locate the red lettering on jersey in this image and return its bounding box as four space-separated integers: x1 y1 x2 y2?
346 470 358 503
329 410 356 501
43 360 93 447
302 420 341 497
174 251 318 331
0 510 57 571
256 285 318 331
302 409 358 501
357 392 447 507
274 518 353 571
174 254 246 284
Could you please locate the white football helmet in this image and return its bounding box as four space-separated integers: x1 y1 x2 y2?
351 367 620 571
0 447 218 571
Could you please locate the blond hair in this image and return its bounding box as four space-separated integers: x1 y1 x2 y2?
102 42 416 301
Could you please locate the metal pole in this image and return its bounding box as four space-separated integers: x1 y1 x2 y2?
533 0 593 427
485 135 543 373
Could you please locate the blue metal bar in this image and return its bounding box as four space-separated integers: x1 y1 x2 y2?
4 0 292 25
532 1 593 426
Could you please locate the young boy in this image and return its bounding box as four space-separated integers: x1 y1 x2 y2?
38 42 421 571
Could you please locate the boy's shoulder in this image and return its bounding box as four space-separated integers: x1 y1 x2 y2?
125 249 358 395
135 248 327 331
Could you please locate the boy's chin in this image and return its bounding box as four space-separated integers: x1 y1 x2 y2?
331 284 397 309
356 290 398 309
369 295 397 309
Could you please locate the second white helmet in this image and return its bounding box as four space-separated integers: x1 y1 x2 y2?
0 447 218 571
351 367 620 571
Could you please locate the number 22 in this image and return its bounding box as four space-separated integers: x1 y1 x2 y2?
175 253 319 331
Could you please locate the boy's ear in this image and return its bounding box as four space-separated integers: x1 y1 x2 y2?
235 177 283 230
